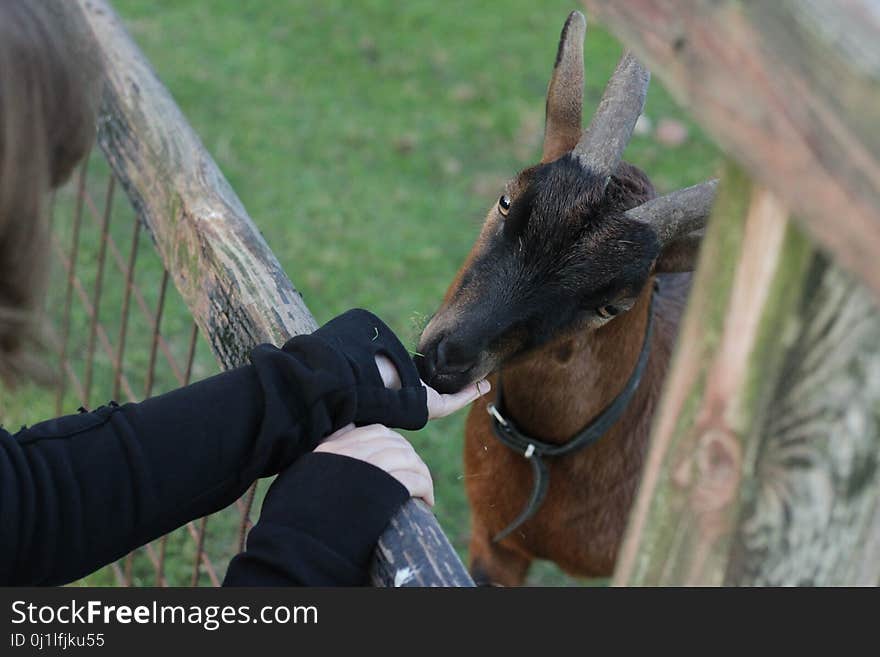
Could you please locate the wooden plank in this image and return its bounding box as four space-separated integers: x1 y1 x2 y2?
725 258 880 585
370 501 475 587
584 0 880 301
613 162 880 585
63 0 472 587
76 1 317 364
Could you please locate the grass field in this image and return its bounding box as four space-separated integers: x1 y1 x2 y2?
0 0 721 585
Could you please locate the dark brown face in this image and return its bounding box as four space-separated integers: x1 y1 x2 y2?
416 155 660 393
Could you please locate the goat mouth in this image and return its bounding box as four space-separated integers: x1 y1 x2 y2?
414 336 499 393
429 370 479 395
427 359 497 394
414 346 478 393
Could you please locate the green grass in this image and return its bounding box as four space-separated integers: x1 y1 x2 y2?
0 0 721 585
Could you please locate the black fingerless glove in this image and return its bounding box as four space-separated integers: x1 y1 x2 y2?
246 308 428 480
310 308 428 430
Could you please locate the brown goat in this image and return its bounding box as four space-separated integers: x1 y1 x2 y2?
415 11 717 585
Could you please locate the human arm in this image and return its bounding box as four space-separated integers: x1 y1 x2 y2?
0 309 432 586
221 384 490 587
222 424 432 586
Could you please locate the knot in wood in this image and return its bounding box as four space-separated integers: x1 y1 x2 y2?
692 426 742 514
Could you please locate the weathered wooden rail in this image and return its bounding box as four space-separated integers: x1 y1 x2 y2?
61 0 472 587
584 0 880 585
586 0 880 300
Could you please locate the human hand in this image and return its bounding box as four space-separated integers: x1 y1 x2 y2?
375 354 490 420
315 423 435 506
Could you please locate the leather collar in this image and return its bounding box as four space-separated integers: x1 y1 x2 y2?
488 285 657 542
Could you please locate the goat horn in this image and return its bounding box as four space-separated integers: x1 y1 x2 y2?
572 52 650 184
653 229 705 273
542 11 587 163
625 179 719 245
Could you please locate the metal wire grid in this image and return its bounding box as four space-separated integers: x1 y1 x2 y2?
48 148 261 586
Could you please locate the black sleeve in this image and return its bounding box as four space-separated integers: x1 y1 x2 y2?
0 309 426 586
222 452 409 586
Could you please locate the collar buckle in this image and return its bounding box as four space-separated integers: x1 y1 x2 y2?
487 403 508 427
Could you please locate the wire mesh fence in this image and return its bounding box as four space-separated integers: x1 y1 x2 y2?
16 0 474 589
46 147 264 586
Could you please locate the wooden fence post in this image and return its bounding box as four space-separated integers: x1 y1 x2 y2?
725 259 880 585
584 0 880 301
62 0 473 587
613 163 880 585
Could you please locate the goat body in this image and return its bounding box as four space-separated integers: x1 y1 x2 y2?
466 269 690 585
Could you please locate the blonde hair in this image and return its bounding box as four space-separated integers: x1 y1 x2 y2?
0 1 100 387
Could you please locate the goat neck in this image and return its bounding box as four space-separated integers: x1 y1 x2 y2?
496 276 655 445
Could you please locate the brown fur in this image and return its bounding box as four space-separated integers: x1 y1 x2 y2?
421 162 690 586
465 272 690 585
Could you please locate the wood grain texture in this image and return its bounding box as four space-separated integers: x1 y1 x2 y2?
584 0 880 301
725 260 880 585
78 0 317 365
614 162 880 585
613 164 811 585
65 0 472 587
370 500 474 587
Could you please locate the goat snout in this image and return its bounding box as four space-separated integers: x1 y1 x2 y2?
416 333 483 394
437 336 476 374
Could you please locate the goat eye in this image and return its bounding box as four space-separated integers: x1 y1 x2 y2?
597 305 619 319
498 195 511 217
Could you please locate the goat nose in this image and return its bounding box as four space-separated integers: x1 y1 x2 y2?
436 336 476 374
413 350 434 382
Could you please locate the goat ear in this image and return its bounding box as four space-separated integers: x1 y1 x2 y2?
654 229 704 273
625 179 717 272
542 11 586 164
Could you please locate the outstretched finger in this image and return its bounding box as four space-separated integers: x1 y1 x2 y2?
424 379 491 419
